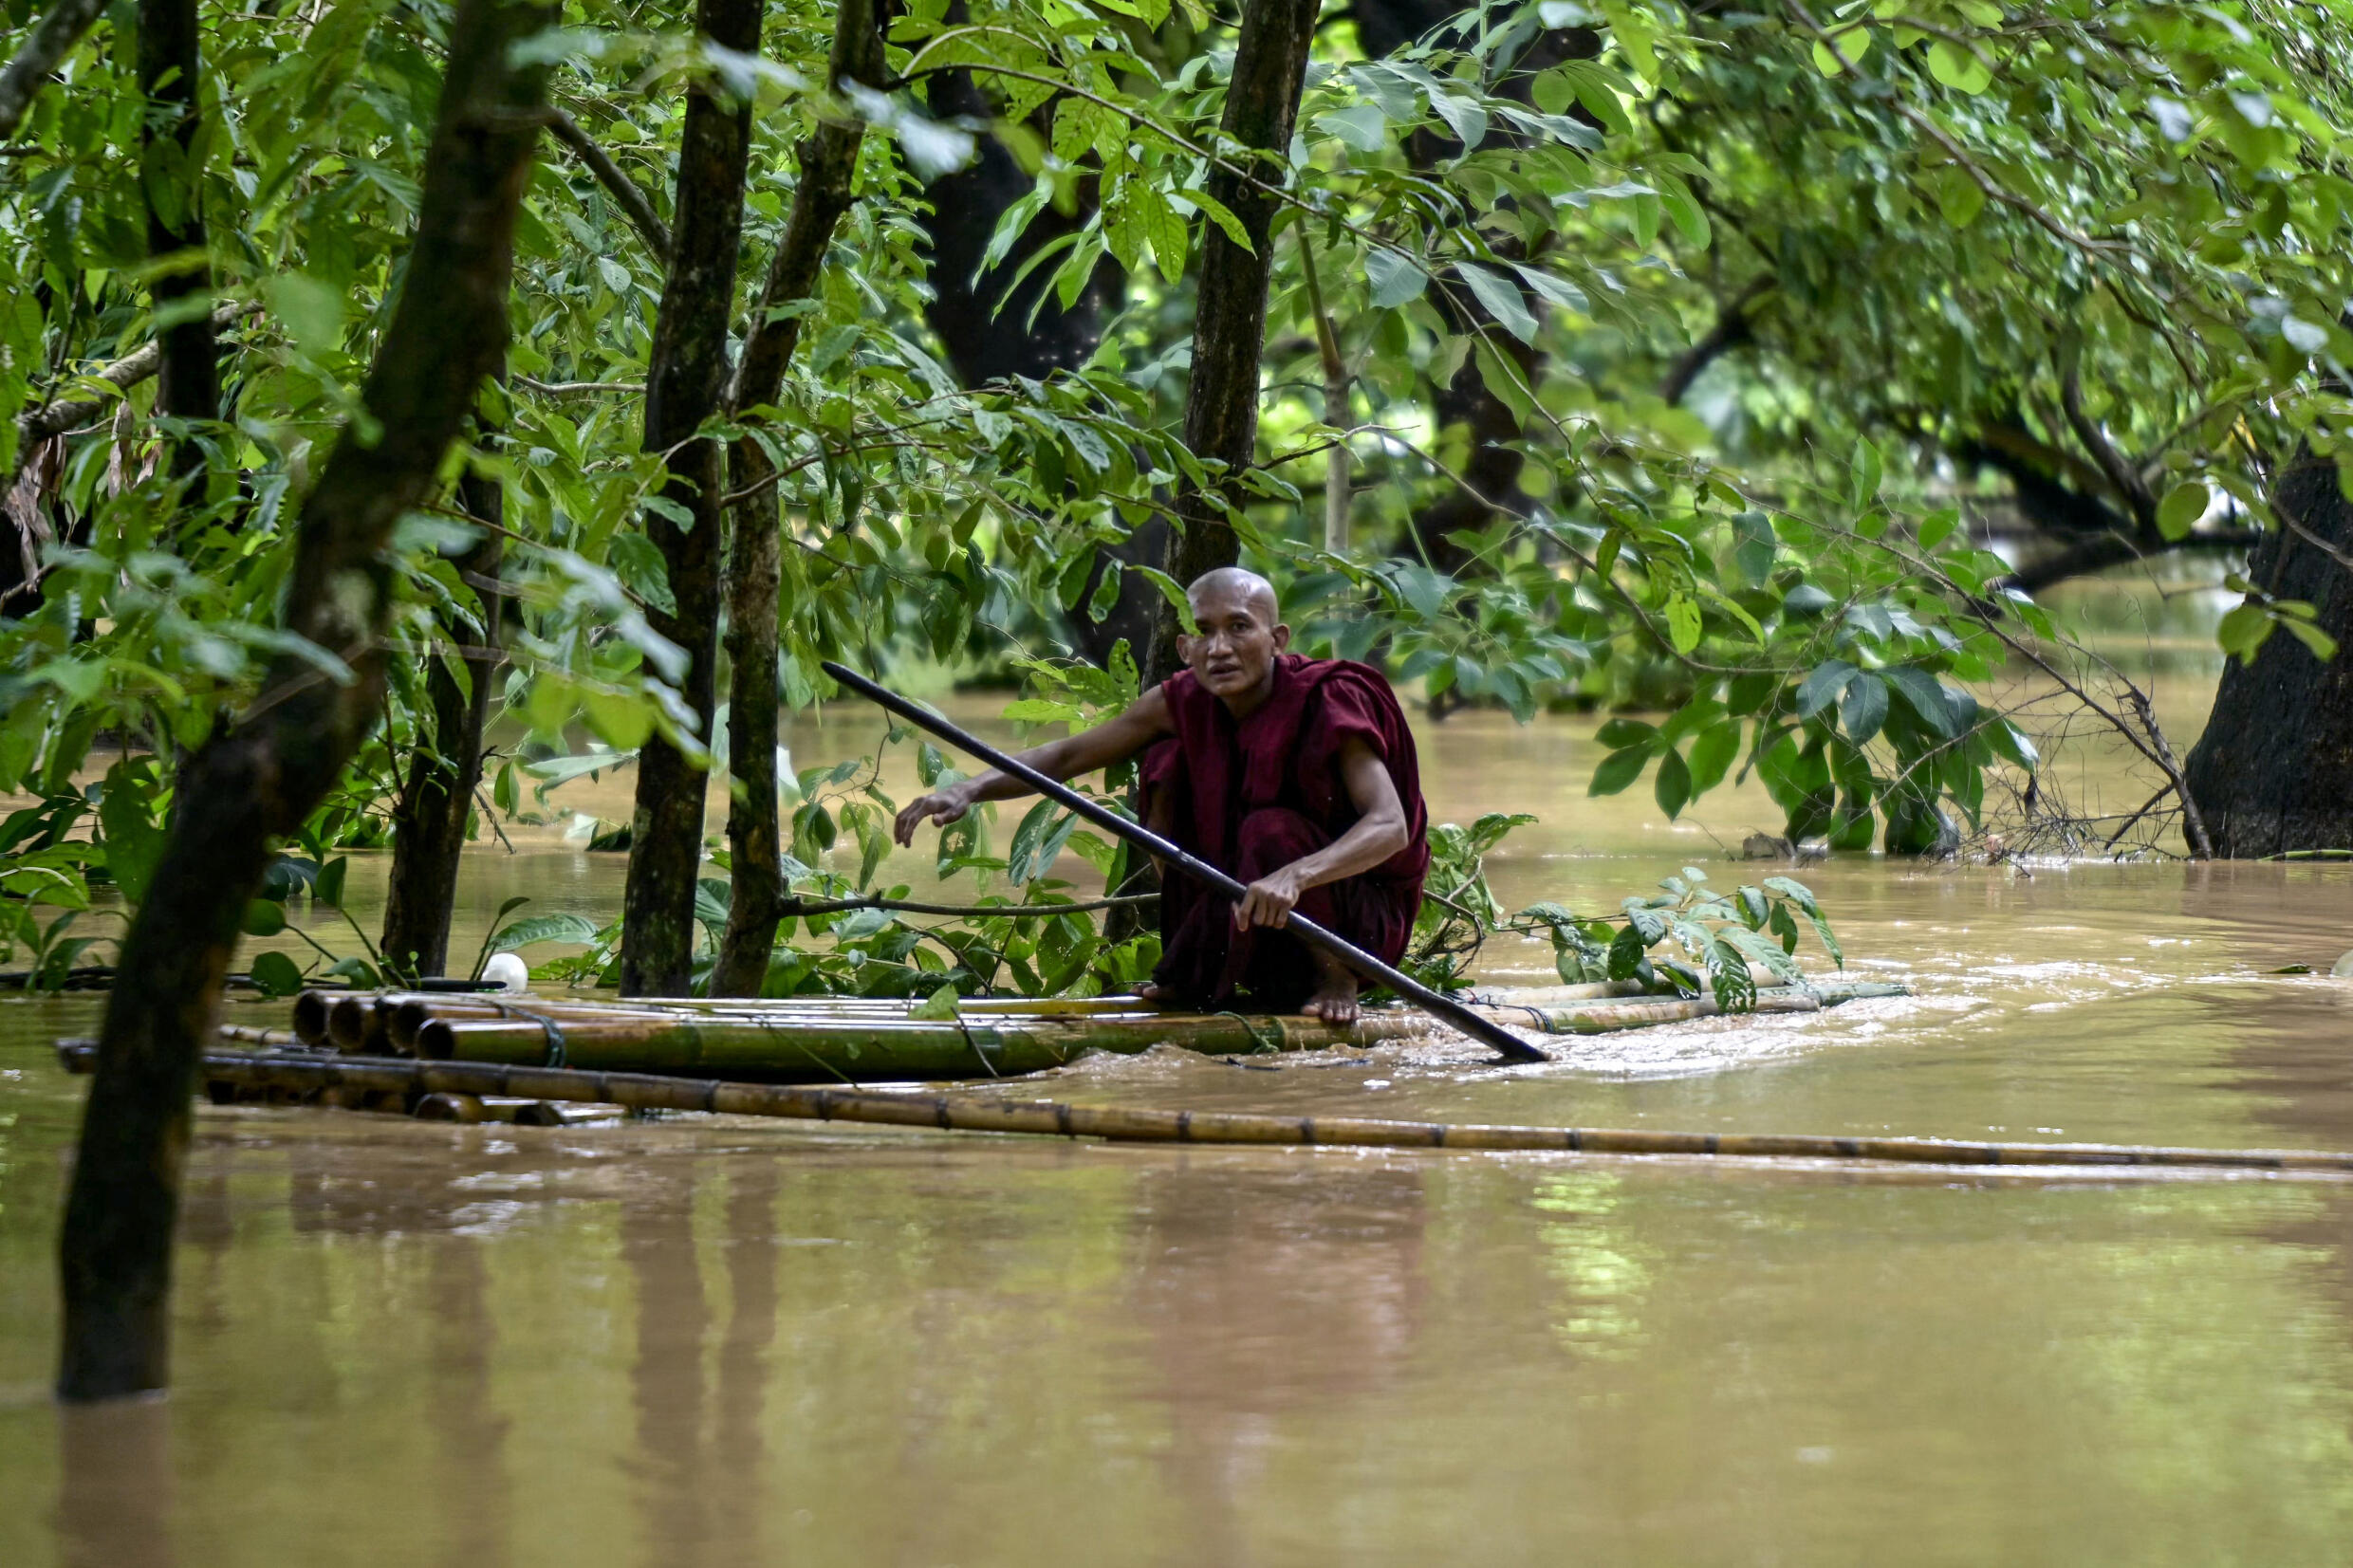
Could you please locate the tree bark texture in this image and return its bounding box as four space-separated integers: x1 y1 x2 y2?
709 0 881 996
619 0 761 997
137 0 220 434
56 0 550 1402
2182 451 2353 855
381 465 506 979
1141 0 1323 689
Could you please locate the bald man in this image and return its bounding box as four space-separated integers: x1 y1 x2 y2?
894 567 1429 1024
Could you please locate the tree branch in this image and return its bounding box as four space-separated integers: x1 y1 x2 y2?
0 0 106 141
1998 526 2259 595
14 304 253 447
547 106 671 260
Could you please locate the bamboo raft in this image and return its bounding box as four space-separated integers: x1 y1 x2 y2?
277 976 1907 1083
52 1042 2353 1180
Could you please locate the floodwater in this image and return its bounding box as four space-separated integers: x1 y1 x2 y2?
9 648 2353 1563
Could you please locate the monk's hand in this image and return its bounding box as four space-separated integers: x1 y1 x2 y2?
893 783 977 846
1233 865 1308 931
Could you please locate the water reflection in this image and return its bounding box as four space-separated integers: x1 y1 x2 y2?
428 1237 510 1568
621 1162 711 1568
1129 1159 1425 1565
53 1398 175 1568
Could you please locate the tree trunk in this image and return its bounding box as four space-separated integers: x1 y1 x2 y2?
56 0 550 1402
1140 0 1323 689
381 464 506 979
709 0 881 997
137 0 219 437
618 0 761 997
2182 451 2353 855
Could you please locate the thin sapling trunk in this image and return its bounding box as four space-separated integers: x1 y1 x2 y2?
56 0 553 1402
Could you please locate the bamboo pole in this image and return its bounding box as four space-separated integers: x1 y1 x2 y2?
392 986 1900 1081
62 1042 2353 1178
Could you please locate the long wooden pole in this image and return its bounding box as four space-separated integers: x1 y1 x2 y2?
60 1042 2353 1178
820 660 1548 1063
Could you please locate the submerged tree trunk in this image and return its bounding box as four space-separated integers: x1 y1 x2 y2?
618 0 760 997
1140 0 1323 689
2182 452 2353 855
56 0 550 1402
138 0 219 437
382 464 506 979
709 0 881 997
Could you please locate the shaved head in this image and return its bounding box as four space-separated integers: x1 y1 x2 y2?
1178 565 1289 710
1187 566 1279 627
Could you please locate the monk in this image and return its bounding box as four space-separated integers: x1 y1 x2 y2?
892 566 1428 1024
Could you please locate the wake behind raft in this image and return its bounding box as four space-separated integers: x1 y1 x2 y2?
243 975 1906 1083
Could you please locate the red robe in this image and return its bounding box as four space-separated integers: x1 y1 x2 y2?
1140 655 1428 1010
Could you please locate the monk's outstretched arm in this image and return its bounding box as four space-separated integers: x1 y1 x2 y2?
1233 739 1412 931
892 688 1175 845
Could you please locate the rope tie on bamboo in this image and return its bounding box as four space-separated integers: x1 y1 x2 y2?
482 999 569 1067
1213 1011 1286 1055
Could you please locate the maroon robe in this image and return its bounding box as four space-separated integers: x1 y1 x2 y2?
1139 655 1429 1010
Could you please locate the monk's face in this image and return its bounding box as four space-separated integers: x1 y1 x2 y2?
1178 580 1289 705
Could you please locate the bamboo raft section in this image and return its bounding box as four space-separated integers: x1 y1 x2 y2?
278 976 1905 1082
52 1042 2353 1179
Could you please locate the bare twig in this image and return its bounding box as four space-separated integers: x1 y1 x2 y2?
513 376 644 396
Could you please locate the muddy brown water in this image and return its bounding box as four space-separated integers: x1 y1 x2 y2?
8 673 2353 1564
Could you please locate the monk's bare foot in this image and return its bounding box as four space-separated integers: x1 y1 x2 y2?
1137 982 1177 1009
1302 980 1361 1024
1301 950 1361 1024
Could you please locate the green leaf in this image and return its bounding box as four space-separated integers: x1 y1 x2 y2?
1473 337 1536 430
2217 601 2276 661
1731 511 1776 585
1130 565 1198 633
1795 659 1858 718
1176 187 1252 251
2157 481 2209 541
1135 182 1187 282
1882 667 1957 736
1925 40 1992 94
1594 717 1659 750
1840 673 1889 744
1654 747 1693 820
2284 618 2339 661
491 913 603 952
242 899 287 938
912 982 960 1021
1851 436 1883 510
249 950 306 999
1589 747 1651 797
1688 720 1740 793
1315 104 1388 153
1457 264 1537 342
1661 595 1702 655
314 856 349 910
